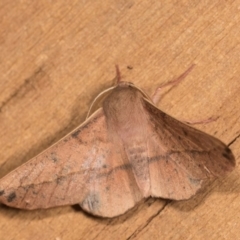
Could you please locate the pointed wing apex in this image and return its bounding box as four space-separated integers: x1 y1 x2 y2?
142 99 235 200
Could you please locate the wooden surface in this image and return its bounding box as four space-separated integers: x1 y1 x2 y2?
0 1 240 239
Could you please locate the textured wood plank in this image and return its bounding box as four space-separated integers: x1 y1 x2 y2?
0 0 239 239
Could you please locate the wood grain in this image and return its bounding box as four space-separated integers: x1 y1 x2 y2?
0 0 239 239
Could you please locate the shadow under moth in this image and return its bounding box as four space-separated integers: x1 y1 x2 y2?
0 67 235 218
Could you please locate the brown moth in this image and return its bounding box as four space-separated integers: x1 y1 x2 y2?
0 67 235 218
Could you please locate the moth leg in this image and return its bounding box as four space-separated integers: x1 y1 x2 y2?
151 64 195 104
181 116 218 125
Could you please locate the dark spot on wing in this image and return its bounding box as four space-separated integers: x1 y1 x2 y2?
71 117 99 139
222 152 231 160
50 152 58 163
7 192 16 202
183 129 188 136
71 129 81 138
0 190 5 196
222 147 234 162
149 154 168 163
225 147 231 153
97 163 132 178
56 176 65 185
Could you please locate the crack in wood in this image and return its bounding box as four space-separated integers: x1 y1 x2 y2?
0 66 44 112
126 200 171 239
228 133 240 147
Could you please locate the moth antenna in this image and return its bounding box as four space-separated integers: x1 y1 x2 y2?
115 64 121 84
152 64 196 104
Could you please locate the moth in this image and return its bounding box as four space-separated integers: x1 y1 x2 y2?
0 67 235 218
